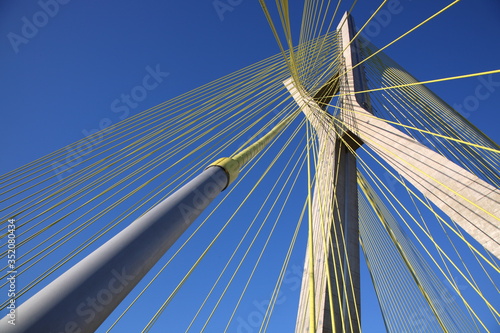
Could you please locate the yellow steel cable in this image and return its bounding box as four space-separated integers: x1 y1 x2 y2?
328 103 500 154
377 67 500 185
307 104 497 324
0 89 237 212
357 53 498 156
104 127 293 332
325 102 500 223
0 51 291 204
1 98 254 241
348 54 496 326
0 101 239 228
198 137 307 332
359 154 499 319
416 192 495 327
359 176 444 331
324 0 462 96
259 197 307 333
374 86 494 184
302 36 342 92
370 150 498 271
298 0 326 74
359 195 412 331
2 1 499 329
425 191 500 294
306 0 387 91
376 65 498 272
0 50 287 186
185 122 306 332
0 104 278 296
0 105 271 278
311 128 345 332
297 0 315 81
314 114 358 332
3 98 296 306
358 162 493 330
371 61 500 173
140 112 301 332
294 91 362 331
331 69 500 101
1 74 292 236
358 174 450 332
305 121 317 333
3 96 296 274
308 128 337 331
0 85 211 194
212 110 300 187
258 0 299 83
312 1 459 98
0 80 270 220
300 23 341 90
328 110 499 271
0 71 296 276
358 235 392 331
275 0 299 78
290 83 364 327
360 194 441 331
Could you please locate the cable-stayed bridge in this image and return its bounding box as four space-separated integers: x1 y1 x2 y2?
0 2 499 332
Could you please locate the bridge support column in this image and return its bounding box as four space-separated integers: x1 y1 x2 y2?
285 76 362 332
0 166 229 333
0 104 295 333
287 10 500 332
315 137 361 333
284 12 367 332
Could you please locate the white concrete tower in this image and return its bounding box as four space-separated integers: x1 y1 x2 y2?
285 11 500 333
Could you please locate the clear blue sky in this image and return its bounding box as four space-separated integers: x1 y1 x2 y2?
0 1 499 332
1 0 499 170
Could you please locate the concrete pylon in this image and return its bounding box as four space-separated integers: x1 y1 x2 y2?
286 10 500 333
284 77 362 332
341 100 500 259
333 14 500 260
283 14 366 333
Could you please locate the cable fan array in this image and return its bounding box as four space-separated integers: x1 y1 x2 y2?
0 0 499 332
